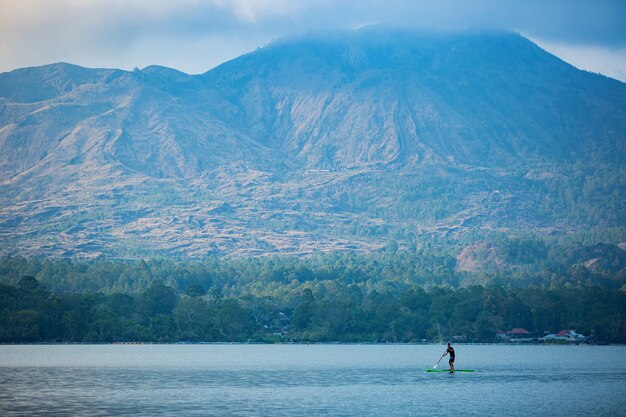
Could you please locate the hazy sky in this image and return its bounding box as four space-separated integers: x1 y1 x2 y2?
1 0 625 81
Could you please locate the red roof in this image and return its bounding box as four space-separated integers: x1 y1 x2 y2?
507 328 530 335
556 329 575 337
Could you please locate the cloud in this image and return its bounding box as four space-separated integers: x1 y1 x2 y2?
0 0 625 78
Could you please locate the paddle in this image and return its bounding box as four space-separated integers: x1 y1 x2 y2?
433 352 446 369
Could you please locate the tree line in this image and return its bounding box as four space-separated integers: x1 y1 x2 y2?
0 238 625 296
1 275 624 344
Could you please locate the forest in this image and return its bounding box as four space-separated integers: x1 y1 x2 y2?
1 241 625 344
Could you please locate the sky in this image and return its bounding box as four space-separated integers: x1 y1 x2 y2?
1 0 625 81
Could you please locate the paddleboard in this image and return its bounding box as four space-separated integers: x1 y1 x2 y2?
426 369 474 372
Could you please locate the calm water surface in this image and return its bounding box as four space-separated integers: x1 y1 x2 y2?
0 344 624 416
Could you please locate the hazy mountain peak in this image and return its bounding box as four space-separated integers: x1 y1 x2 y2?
141 65 189 77
0 29 625 257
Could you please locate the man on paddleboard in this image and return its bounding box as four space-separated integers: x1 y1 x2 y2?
443 342 455 371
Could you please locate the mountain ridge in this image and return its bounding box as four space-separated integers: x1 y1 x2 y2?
0 29 625 258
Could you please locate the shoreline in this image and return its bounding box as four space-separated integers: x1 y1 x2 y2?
0 341 619 346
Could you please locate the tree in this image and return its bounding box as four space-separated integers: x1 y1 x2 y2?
185 284 206 298
174 298 214 341
292 300 315 331
217 299 255 341
10 309 41 342
150 314 176 342
140 280 177 319
18 276 40 291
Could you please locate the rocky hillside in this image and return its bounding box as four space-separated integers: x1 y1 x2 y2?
0 28 625 257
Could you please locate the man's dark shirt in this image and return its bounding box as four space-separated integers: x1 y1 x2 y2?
447 346 455 360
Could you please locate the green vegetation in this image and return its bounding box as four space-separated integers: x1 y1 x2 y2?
1 276 623 344
0 241 624 343
1 238 625 293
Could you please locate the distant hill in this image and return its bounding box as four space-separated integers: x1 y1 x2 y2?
0 28 625 258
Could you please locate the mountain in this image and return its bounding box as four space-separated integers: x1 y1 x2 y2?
202 30 626 168
0 28 625 258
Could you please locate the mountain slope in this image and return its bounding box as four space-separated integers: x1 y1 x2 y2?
201 29 626 168
0 29 625 257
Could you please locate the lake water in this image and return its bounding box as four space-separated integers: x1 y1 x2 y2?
0 344 625 416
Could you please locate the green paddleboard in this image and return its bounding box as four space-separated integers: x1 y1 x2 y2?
426 369 474 372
